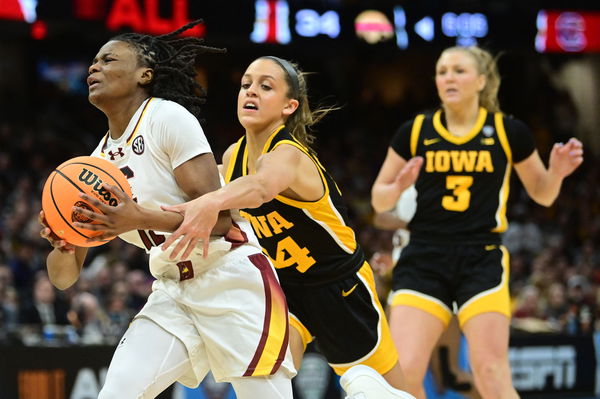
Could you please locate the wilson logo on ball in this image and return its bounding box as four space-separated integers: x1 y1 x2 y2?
78 168 119 206
42 156 133 247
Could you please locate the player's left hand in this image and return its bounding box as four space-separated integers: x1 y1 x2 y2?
549 137 584 178
161 194 220 260
72 183 141 241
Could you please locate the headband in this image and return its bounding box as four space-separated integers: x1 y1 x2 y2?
262 56 300 98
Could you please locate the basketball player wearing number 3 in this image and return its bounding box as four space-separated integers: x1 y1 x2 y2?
150 57 415 399
371 46 583 399
39 21 295 399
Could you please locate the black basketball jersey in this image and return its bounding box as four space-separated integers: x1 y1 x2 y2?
391 107 535 243
224 126 364 285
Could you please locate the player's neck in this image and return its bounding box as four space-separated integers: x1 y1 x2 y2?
105 95 150 139
244 122 284 171
443 103 480 137
245 121 284 151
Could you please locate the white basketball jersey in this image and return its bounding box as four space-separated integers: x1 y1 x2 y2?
91 97 261 276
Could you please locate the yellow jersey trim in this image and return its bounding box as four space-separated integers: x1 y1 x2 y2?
433 107 487 145
270 139 330 205
261 125 286 156
491 113 512 233
268 140 358 253
224 136 245 184
410 114 425 157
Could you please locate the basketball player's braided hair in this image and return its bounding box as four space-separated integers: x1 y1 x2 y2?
111 20 225 120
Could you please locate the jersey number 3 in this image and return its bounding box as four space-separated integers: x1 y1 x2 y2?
442 175 473 212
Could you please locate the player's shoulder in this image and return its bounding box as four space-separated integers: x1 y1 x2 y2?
499 113 530 134
401 109 436 128
151 98 199 126
222 141 240 165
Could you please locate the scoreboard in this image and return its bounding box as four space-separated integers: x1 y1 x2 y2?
1 0 599 53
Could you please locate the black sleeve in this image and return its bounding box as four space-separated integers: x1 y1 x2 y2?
503 116 536 163
390 119 414 159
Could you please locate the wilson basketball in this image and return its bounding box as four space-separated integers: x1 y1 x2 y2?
41 156 132 247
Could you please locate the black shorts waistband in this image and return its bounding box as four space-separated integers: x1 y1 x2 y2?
410 232 502 246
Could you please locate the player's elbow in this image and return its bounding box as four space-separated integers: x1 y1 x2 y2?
251 176 278 205
47 272 77 291
532 196 555 208
46 262 78 290
527 187 557 208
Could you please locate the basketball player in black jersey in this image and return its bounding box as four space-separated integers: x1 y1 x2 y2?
159 57 415 399
371 46 583 399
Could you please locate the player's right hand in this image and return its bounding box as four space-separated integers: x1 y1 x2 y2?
39 210 75 254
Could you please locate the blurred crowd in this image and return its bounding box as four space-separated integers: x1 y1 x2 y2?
0 52 599 347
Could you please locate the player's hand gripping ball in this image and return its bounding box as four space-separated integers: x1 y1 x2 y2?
41 156 132 247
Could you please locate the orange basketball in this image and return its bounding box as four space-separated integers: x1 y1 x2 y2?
41 156 132 247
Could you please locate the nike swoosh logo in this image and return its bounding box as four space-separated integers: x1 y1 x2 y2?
424 138 440 146
485 245 497 251
342 283 358 297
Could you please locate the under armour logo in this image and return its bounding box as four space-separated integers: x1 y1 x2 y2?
108 147 125 160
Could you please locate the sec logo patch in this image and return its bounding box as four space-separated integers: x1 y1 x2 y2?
132 136 145 155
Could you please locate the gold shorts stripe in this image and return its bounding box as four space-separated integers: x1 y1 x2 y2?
389 289 453 327
289 313 313 351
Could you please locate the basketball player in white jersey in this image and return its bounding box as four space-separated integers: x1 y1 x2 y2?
40 21 294 398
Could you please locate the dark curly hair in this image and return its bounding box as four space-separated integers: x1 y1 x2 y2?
111 20 226 120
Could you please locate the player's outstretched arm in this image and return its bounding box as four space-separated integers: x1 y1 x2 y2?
161 145 302 260
39 211 88 290
514 137 583 207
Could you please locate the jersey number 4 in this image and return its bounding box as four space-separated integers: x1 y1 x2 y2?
271 236 316 273
442 175 473 212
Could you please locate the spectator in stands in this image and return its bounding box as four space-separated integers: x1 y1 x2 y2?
19 272 70 327
544 282 568 332
0 264 19 341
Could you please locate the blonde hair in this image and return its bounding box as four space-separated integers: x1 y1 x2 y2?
259 57 337 151
440 46 502 113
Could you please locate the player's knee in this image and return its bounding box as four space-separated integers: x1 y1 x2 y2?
471 357 507 382
341 365 416 399
397 355 428 386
